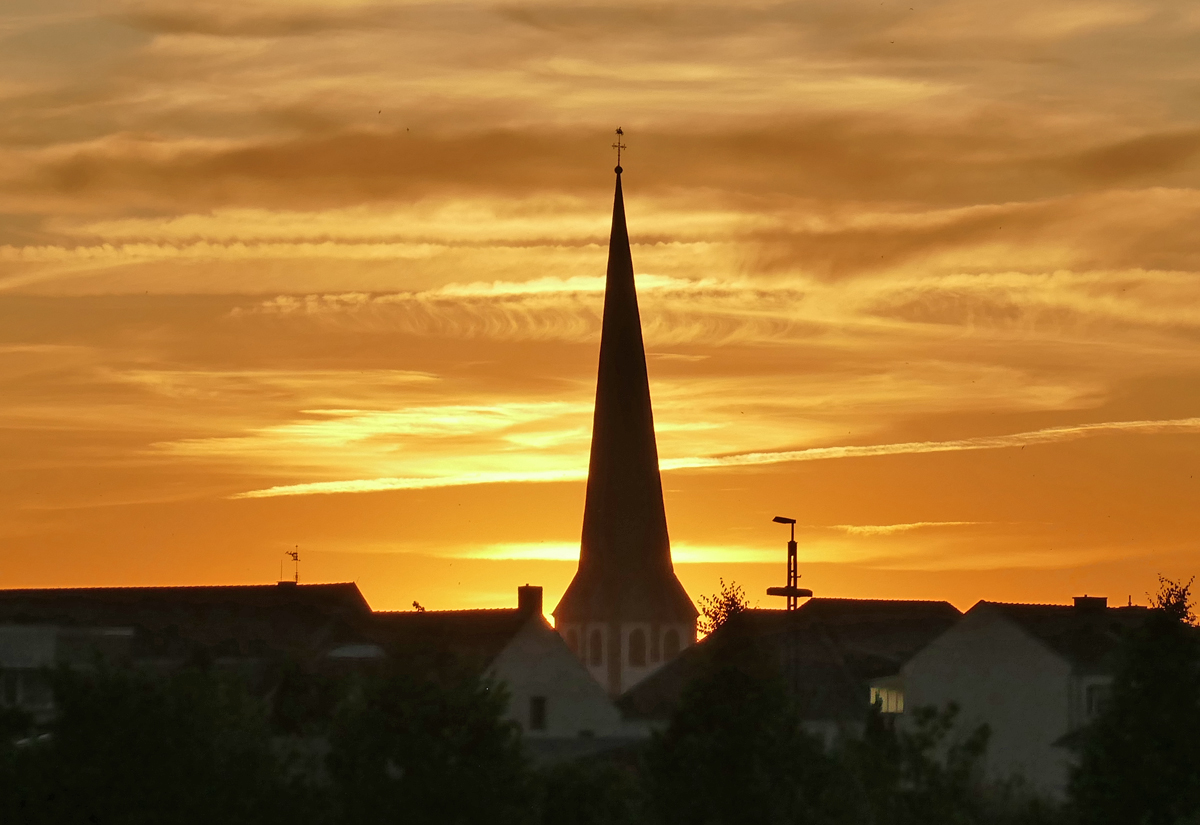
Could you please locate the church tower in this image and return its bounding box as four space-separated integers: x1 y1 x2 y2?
553 157 698 697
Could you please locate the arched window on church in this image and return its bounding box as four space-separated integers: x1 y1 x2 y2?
628 629 647 666
663 628 681 661
566 629 579 656
588 629 603 666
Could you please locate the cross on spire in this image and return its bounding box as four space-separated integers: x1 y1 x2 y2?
611 127 626 172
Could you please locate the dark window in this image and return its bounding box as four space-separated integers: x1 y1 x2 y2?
663 628 681 660
629 629 647 666
530 696 547 731
566 629 579 655
589 629 603 666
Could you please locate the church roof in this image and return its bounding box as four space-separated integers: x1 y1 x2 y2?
618 598 961 722
554 167 696 624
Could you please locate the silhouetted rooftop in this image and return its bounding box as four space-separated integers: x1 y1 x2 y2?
0 583 372 660
366 607 542 669
971 600 1150 673
619 598 961 722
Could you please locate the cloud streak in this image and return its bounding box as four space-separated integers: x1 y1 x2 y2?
231 416 1200 498
832 521 982 536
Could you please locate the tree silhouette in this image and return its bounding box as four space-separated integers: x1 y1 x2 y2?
1071 575 1200 825
643 639 841 825
837 703 992 825
697 578 750 636
327 658 532 825
0 666 317 825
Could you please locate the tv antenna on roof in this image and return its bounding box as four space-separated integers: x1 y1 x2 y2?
282 547 300 584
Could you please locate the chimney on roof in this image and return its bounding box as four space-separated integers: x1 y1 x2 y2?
1074 595 1107 611
518 584 543 616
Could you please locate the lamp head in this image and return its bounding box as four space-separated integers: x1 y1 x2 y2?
772 516 796 524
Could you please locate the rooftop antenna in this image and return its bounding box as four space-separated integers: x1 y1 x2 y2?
766 516 812 610
287 547 300 584
612 127 626 173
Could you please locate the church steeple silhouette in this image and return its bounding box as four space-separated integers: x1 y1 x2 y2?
553 155 698 696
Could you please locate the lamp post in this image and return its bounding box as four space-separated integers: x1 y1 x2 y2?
766 515 812 611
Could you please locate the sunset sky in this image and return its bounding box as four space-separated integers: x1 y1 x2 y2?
2 0 1199 613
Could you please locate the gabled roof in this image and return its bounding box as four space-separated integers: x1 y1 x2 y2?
365 608 539 670
971 600 1149 672
619 598 961 722
0 583 372 660
0 583 370 616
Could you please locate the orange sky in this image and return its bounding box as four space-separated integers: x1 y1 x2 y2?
1 0 1198 613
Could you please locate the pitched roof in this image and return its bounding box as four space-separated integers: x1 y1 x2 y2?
973 600 1149 672
619 598 961 722
0 583 372 660
365 608 538 670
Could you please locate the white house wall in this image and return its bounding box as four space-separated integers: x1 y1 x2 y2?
490 616 625 738
902 606 1074 799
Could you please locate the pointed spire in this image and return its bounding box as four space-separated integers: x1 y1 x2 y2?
554 162 697 629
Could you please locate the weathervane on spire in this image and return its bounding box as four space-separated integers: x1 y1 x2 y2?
612 127 626 173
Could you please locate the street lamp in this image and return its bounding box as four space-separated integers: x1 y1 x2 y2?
766 515 812 610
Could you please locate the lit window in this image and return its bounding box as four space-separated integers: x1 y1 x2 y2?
663 628 681 660
870 686 905 714
588 629 603 666
629 629 647 666
530 696 547 731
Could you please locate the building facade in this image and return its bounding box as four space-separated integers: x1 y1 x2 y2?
363 585 628 742
892 596 1147 799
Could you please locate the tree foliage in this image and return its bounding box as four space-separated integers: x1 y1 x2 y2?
837 704 992 825
327 659 533 825
0 657 532 825
642 633 998 825
697 578 750 636
536 757 645 825
1070 575 1200 825
643 649 840 825
0 666 318 825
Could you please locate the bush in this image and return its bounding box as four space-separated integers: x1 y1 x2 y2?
327 660 533 825
0 666 312 825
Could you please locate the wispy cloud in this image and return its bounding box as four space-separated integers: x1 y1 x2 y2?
832 522 982 536
444 541 780 563
660 417 1200 472
231 416 1200 498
